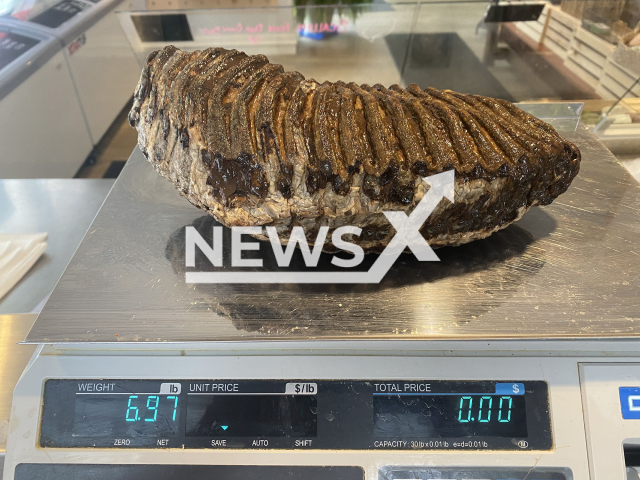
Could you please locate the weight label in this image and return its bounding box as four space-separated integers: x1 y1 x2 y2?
285 383 317 395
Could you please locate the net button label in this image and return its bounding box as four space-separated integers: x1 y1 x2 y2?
620 387 640 419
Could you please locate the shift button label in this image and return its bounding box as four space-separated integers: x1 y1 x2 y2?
620 387 640 419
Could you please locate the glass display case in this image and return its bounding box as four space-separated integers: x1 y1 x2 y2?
114 0 640 160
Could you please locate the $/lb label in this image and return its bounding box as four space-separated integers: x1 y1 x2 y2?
285 383 317 395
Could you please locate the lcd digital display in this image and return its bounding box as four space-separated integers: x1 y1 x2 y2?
73 394 180 437
373 394 527 438
186 395 317 437
40 380 549 450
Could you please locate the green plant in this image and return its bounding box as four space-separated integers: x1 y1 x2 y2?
295 0 374 32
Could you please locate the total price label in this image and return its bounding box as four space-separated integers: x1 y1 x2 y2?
285 383 317 395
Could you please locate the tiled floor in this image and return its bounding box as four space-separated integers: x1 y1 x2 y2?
75 99 138 179
619 157 640 183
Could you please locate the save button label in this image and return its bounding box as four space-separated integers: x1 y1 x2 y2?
619 387 640 419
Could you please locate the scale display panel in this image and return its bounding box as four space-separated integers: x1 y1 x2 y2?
40 380 551 450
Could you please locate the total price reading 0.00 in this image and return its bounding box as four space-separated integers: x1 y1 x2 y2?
457 396 513 423
125 395 179 423
373 393 527 439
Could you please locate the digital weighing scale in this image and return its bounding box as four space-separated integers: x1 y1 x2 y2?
4 112 640 480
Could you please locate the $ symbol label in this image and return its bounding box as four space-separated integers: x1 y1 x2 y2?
512 384 521 394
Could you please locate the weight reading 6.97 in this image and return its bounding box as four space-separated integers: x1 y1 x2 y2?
125 395 179 423
457 396 513 423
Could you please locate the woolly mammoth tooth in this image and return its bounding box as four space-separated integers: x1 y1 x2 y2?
130 46 581 251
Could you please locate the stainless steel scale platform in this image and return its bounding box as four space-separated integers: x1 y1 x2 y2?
4 111 640 480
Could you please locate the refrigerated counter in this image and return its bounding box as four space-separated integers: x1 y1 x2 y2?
0 0 140 178
0 20 92 178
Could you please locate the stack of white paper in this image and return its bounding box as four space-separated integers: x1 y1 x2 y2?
0 233 48 301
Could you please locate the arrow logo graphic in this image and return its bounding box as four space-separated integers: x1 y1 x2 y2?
186 170 455 284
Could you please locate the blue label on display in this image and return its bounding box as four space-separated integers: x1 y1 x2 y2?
495 383 525 395
620 387 640 419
